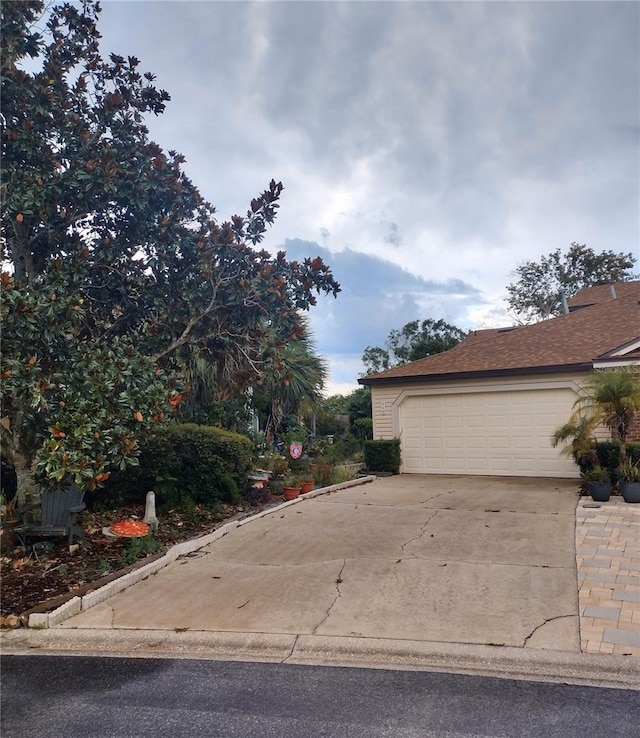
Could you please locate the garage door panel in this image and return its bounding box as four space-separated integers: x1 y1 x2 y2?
467 437 487 450
489 436 510 451
399 388 578 478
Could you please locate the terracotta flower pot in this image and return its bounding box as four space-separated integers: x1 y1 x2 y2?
283 486 301 501
300 481 314 494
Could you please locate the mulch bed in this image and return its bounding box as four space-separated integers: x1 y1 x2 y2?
1 497 281 623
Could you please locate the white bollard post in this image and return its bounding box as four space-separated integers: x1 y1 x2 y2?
143 490 159 532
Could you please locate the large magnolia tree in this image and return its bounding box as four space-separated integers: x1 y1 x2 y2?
0 1 339 490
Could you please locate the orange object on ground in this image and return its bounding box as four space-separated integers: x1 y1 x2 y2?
110 520 150 537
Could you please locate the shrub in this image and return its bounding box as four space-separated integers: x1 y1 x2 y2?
99 424 251 509
364 439 401 474
320 435 361 463
352 417 373 441
241 480 271 506
331 465 357 484
312 458 334 487
259 452 289 477
578 441 640 484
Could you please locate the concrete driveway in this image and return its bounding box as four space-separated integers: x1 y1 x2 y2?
60 475 580 652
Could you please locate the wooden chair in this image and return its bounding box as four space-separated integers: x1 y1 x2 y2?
15 482 86 547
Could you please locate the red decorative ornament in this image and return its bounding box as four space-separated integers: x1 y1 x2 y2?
289 443 303 459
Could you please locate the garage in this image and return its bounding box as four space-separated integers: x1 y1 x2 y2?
398 387 579 477
359 283 640 479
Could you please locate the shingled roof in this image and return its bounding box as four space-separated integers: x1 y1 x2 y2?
360 281 640 386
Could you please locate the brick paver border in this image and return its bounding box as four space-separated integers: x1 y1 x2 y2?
576 497 640 657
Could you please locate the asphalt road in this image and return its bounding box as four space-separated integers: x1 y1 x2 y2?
1 655 637 737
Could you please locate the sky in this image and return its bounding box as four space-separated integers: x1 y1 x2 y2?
94 0 640 395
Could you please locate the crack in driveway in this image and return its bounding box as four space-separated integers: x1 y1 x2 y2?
400 509 440 558
312 559 347 634
522 613 575 647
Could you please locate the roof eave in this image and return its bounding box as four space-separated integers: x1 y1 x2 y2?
358 362 594 386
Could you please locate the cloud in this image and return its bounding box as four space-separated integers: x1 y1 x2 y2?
93 0 639 394
280 238 485 377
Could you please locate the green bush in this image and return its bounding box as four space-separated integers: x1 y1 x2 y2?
99 424 252 509
352 417 373 441
319 435 362 464
578 441 640 482
311 458 334 487
364 439 401 474
331 464 357 484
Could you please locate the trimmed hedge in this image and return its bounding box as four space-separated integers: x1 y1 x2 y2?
579 441 640 482
364 438 401 474
98 424 252 509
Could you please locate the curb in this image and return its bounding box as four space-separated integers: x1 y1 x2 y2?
22 476 377 629
2 628 638 689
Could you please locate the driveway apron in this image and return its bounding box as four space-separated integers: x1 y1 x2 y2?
61 475 580 651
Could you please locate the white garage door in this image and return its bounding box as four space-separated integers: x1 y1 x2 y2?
399 388 579 477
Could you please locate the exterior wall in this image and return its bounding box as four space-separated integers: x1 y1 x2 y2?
370 385 400 439
628 413 640 444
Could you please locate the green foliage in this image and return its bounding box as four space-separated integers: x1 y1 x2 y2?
330 465 358 484
318 435 361 464
577 441 640 483
594 441 624 473
552 416 601 469
362 319 466 375
347 387 373 425
0 289 180 490
311 458 334 487
119 534 159 566
314 407 344 437
257 319 328 426
581 467 611 484
553 369 640 472
352 417 373 441
364 439 401 473
576 369 640 447
0 1 339 491
101 424 251 507
316 387 372 440
617 459 640 483
321 394 351 416
259 452 289 477
506 243 636 323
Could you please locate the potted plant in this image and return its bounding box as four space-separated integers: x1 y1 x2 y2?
617 460 640 503
300 479 314 494
266 455 289 496
282 475 302 501
581 467 612 502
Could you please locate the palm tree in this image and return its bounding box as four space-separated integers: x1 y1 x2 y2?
562 368 640 464
255 318 328 439
552 415 601 470
580 369 640 459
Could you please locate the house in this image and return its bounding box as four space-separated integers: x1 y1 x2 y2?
358 282 640 478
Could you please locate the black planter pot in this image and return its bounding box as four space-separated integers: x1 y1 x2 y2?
620 481 640 503
586 482 612 502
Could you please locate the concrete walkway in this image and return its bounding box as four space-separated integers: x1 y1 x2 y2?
3 475 639 687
